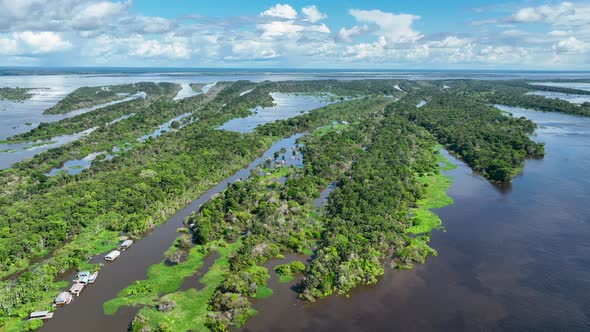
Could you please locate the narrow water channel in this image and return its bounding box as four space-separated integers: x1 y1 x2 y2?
40 134 303 332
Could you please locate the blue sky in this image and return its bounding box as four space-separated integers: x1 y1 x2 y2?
0 0 588 69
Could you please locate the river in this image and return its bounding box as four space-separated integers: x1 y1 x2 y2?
242 106 590 331
3 72 589 331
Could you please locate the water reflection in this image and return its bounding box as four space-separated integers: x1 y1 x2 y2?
219 93 331 133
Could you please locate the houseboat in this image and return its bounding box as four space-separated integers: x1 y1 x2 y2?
77 273 90 285
54 292 73 305
29 311 54 320
105 250 121 261
119 239 133 250
88 271 99 283
69 282 84 296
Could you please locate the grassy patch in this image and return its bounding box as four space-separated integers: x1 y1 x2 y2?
312 122 351 137
129 239 243 331
405 150 456 235
103 240 218 315
254 285 273 298
275 261 305 284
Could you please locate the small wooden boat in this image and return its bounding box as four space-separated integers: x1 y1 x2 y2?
105 250 121 261
29 311 54 320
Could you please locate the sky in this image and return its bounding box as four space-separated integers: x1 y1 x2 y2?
0 0 588 69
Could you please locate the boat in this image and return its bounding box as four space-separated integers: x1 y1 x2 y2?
88 271 99 283
54 292 73 305
119 239 133 250
76 271 90 284
29 311 54 320
104 250 121 261
69 283 84 296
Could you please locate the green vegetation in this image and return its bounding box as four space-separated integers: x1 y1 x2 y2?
0 88 34 102
126 240 242 332
440 79 590 117
396 150 456 269
395 92 544 182
300 113 440 301
275 261 305 283
190 83 206 92
43 82 181 114
104 237 217 315
1 78 561 331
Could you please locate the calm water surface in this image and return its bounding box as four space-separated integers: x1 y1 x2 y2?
244 106 590 331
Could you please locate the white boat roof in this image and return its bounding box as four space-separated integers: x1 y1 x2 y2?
30 311 49 317
70 283 84 291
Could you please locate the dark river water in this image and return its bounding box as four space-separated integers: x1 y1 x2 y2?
243 107 590 331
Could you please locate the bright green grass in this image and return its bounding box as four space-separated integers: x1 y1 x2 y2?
132 240 243 331
103 241 217 315
405 149 456 235
254 285 273 298
260 166 292 181
312 122 350 137
277 274 294 283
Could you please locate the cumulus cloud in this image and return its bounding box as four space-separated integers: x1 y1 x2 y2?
336 25 369 43
257 20 329 39
507 2 589 26
348 9 422 44
302 5 326 23
0 36 18 55
261 4 297 19
0 0 588 68
553 37 588 53
16 31 72 54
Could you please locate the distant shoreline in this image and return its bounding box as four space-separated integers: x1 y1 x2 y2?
1 66 590 77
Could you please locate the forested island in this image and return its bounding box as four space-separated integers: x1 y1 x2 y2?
0 78 584 331
42 82 181 114
0 88 34 102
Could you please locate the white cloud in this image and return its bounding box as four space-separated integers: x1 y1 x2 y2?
302 5 326 23
119 16 175 34
0 36 18 55
428 36 471 48
553 37 588 53
336 25 369 42
72 1 130 30
349 9 422 44
15 31 72 53
508 2 590 27
225 39 281 61
131 38 190 59
257 20 329 39
261 4 297 19
548 30 570 37
510 7 545 23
